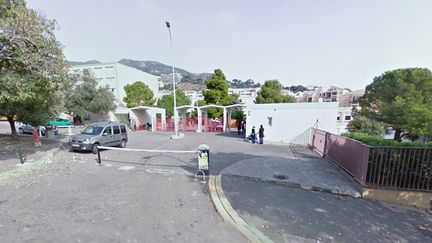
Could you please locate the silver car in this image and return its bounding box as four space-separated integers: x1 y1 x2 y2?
18 123 58 136
70 122 128 154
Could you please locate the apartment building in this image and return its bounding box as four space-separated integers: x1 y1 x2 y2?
69 62 160 105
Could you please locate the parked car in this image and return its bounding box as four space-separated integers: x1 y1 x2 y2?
18 123 58 136
70 122 128 154
47 118 73 127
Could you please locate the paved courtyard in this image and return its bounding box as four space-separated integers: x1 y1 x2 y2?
0 126 431 242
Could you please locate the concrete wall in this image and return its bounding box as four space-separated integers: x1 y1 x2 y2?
363 188 432 209
245 102 338 144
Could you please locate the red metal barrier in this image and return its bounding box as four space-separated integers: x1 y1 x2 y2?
156 118 225 132
312 128 370 185
311 128 432 191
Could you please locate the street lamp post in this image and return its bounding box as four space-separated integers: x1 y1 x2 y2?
166 21 179 137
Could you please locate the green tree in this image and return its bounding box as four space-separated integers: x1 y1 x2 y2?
289 85 307 93
157 90 191 118
203 69 236 118
65 71 116 122
360 68 432 141
123 81 155 108
347 117 386 137
229 79 260 88
0 3 68 136
255 80 294 104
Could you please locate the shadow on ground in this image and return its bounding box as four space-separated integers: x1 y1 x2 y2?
0 135 61 161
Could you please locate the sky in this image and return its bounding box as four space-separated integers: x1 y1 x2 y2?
27 0 432 90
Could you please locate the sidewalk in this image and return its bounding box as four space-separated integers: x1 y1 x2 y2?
221 145 362 197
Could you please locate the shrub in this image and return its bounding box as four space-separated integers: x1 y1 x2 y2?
341 132 432 147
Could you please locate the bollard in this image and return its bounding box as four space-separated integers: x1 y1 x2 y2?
97 146 101 165
17 144 26 164
198 144 209 176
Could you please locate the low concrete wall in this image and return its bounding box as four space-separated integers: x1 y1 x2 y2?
363 188 432 209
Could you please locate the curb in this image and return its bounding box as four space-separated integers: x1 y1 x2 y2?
222 174 362 198
208 175 274 243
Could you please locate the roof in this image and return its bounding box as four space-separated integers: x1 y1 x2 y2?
131 106 165 112
199 104 225 109
225 103 247 109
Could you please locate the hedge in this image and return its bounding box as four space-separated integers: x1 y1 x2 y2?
341 132 432 147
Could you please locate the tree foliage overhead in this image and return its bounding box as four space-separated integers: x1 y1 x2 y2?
255 80 294 104
64 70 116 119
123 81 155 108
359 68 432 140
157 90 191 118
0 2 68 135
202 69 237 118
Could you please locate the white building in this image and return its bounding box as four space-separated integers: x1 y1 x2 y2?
70 62 160 105
245 102 338 144
70 62 161 125
184 90 204 105
228 88 260 105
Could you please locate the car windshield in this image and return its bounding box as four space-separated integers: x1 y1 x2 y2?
81 126 103 135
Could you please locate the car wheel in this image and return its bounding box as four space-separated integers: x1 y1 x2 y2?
19 128 24 134
92 144 99 154
120 140 126 148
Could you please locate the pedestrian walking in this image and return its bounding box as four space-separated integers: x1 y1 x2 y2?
237 120 242 135
251 126 256 144
258 125 264 144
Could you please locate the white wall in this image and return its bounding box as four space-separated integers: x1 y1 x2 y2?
116 63 159 102
336 107 353 134
70 62 159 104
245 102 338 144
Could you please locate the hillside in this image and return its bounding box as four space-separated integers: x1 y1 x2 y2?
118 59 192 76
68 60 101 65
69 59 258 89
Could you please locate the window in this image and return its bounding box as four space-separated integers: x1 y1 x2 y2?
113 126 120 134
94 67 102 70
120 125 126 133
331 97 337 102
103 126 112 135
344 115 351 121
337 116 340 121
105 66 114 69
307 97 312 102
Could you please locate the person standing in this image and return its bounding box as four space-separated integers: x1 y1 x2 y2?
237 120 242 135
259 125 264 144
241 120 246 135
251 126 256 144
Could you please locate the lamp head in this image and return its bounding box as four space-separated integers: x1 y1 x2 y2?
165 21 171 28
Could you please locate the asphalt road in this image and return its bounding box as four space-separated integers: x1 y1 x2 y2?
223 175 432 243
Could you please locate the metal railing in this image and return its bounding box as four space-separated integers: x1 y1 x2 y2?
310 128 432 192
367 147 432 191
289 128 312 146
312 128 369 185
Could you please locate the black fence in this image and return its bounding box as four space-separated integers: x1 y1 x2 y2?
366 147 432 191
